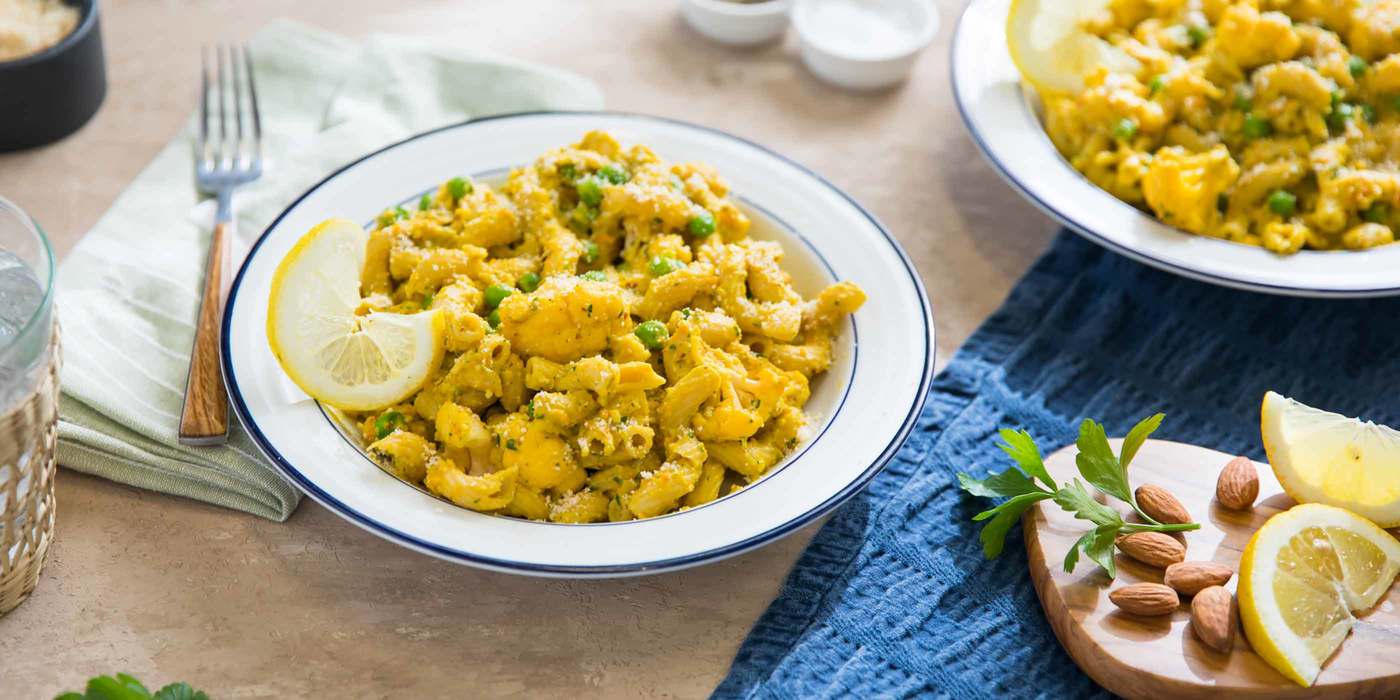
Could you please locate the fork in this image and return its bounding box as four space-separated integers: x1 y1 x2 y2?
179 45 262 446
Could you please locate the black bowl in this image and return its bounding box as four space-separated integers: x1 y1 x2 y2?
0 0 106 152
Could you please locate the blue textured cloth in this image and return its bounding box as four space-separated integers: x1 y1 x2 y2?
714 232 1400 699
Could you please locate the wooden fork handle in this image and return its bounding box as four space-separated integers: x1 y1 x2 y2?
179 220 231 445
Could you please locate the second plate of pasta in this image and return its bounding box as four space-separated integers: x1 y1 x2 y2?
223 112 934 576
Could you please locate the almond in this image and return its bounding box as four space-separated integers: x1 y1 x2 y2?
1109 583 1179 616
1190 585 1236 653
1115 531 1186 568
1135 484 1192 524
1216 456 1260 510
1164 561 1234 596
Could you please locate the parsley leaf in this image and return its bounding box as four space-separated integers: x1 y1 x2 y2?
997 427 1056 490
973 492 1052 558
1119 412 1163 470
1074 418 1131 503
1054 478 1123 528
153 683 211 700
957 467 1043 499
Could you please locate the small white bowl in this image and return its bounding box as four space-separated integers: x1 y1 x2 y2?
680 0 793 46
793 0 939 90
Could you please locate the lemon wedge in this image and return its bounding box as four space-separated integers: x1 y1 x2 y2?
1238 503 1400 687
266 217 444 411
1006 0 1140 95
1262 391 1400 528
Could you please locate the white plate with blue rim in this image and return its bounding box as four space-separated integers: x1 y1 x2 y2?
952 0 1400 298
222 111 935 577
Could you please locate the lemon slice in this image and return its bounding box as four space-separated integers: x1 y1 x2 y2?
266 218 444 411
1262 391 1400 527
1006 0 1140 95
1238 503 1400 687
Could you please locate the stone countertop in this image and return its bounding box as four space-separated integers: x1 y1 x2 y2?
0 1 1056 696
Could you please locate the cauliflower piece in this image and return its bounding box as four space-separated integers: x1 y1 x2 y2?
1142 145 1241 234
498 275 629 363
1349 0 1400 61
1342 222 1395 249
1215 5 1300 70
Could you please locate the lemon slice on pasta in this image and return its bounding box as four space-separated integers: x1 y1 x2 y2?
1006 0 1140 95
266 217 444 411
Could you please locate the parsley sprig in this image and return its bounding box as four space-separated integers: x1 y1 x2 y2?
957 413 1200 578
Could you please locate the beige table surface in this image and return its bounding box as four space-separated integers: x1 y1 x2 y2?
0 1 1057 697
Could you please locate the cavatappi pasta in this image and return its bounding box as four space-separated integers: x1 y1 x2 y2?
353 131 865 523
1043 0 1400 254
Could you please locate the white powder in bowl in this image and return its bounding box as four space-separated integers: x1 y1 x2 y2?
0 0 79 62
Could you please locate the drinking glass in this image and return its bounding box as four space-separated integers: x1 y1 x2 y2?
0 195 58 616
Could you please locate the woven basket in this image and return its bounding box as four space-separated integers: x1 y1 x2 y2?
0 323 59 617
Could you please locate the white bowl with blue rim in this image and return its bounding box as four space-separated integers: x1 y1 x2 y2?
223 111 934 577
952 0 1400 298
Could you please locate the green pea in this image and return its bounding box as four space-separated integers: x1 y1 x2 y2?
1267 190 1297 217
581 270 608 282
1112 117 1138 141
1242 114 1272 139
558 163 577 182
634 320 668 350
598 164 630 184
688 210 716 237
1187 24 1210 48
648 256 682 276
1364 203 1390 223
517 272 541 293
1328 102 1355 131
1148 75 1165 96
419 193 432 211
447 176 472 202
582 240 600 264
394 205 410 221
376 210 398 227
1363 103 1379 123
487 308 501 329
374 411 405 439
1350 55 1368 77
484 284 514 309
577 176 604 207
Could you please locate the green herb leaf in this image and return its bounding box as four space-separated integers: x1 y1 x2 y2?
1074 419 1131 503
1083 524 1120 577
974 492 1052 558
1118 412 1163 470
997 428 1056 490
956 467 1043 499
81 676 149 700
152 683 210 700
1054 478 1124 528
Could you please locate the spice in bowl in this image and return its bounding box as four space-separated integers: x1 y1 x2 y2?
0 0 80 62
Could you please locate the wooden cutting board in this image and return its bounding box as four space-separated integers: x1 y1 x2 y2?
1024 439 1400 700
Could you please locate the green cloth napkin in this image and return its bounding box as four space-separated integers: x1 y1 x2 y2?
54 20 603 520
